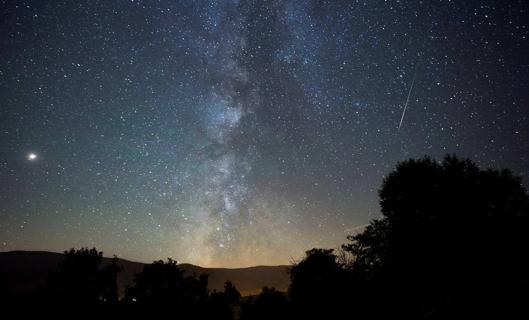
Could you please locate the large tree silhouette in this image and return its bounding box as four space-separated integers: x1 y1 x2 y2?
344 155 529 318
44 247 121 306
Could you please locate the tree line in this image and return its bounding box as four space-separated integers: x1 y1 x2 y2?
3 155 529 319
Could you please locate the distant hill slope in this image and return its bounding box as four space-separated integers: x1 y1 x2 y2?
0 250 290 297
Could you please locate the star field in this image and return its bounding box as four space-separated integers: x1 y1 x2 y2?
1 0 528 267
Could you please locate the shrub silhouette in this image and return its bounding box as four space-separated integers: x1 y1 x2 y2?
207 280 242 320
241 286 289 320
344 155 529 318
288 248 349 319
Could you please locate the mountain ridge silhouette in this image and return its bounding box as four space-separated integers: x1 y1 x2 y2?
0 250 290 296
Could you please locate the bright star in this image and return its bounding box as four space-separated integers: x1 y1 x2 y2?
28 153 37 161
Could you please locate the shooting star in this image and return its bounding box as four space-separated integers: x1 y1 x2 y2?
398 61 420 131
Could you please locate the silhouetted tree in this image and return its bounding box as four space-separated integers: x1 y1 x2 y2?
44 247 120 307
207 280 241 320
241 286 289 320
288 248 349 319
124 258 209 316
223 280 241 305
98 255 122 304
344 155 529 318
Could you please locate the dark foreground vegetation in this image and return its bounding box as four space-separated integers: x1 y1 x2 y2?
2 155 528 319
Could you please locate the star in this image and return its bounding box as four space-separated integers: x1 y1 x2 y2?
0 0 527 268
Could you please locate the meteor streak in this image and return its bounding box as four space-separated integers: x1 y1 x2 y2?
398 61 420 131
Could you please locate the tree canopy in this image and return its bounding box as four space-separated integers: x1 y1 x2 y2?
344 155 529 318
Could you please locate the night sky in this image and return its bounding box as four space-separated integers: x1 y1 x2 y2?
1 0 528 267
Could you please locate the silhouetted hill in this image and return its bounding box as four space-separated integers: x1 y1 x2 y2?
0 251 289 297
177 263 290 295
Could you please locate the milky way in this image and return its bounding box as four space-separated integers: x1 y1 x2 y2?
1 0 528 267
